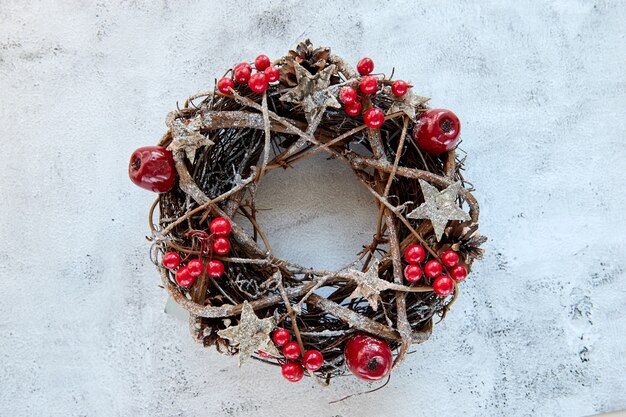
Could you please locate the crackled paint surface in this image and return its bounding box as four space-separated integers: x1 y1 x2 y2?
1 1 625 416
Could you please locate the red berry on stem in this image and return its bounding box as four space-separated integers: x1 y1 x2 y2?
413 108 461 154
217 77 234 94
128 146 176 193
206 259 225 278
187 259 205 277
176 266 195 288
404 244 426 264
433 275 454 296
210 217 232 237
264 65 280 82
345 101 362 116
359 75 378 95
357 57 374 75
441 250 460 268
303 350 324 371
339 86 357 105
254 54 271 71
283 341 301 360
344 334 392 381
233 63 251 83
391 80 411 97
162 251 180 270
281 362 304 382
248 72 268 93
364 108 385 129
450 264 468 282
404 264 423 283
212 237 231 255
424 260 443 278
272 328 291 346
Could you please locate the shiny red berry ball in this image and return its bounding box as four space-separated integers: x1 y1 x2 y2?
404 244 426 264
248 72 268 93
272 328 291 346
413 108 461 154
344 334 392 381
404 264 423 283
254 54 271 71
364 108 385 129
187 259 205 277
175 266 195 288
433 275 454 296
217 77 234 94
303 350 323 371
450 264 468 282
264 65 280 82
233 62 252 83
281 362 304 382
441 250 460 268
345 101 362 116
357 57 374 75
359 75 378 95
339 86 357 105
424 260 443 278
162 251 180 270
210 217 232 237
129 146 176 193
391 80 410 97
283 341 301 360
212 237 231 255
206 259 225 278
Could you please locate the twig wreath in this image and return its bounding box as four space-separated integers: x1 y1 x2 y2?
129 40 485 385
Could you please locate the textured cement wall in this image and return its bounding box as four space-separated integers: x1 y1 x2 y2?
1 1 625 416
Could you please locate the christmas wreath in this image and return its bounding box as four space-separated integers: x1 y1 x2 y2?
129 40 485 385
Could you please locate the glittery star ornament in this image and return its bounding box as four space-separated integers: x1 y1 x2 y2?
407 180 471 241
387 90 430 121
166 113 214 163
217 301 279 366
279 63 341 123
346 260 395 311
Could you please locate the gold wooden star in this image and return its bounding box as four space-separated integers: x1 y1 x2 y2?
387 90 430 121
166 113 213 163
346 259 395 311
279 63 341 123
407 180 471 241
217 301 279 366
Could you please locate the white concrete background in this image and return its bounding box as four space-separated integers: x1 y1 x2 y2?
1 1 625 416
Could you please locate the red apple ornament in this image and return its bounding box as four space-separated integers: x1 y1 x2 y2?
413 109 461 154
128 146 176 193
344 334 392 381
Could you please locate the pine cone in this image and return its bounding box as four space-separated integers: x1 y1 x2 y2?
444 223 487 262
279 39 330 86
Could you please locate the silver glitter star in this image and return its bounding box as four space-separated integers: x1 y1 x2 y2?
279 63 341 123
407 180 471 241
166 113 214 163
346 259 395 311
217 301 279 366
387 90 430 121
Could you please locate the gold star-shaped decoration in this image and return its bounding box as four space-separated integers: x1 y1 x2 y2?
346 259 395 311
279 63 341 123
166 113 213 163
407 180 471 241
217 301 279 366
387 90 430 121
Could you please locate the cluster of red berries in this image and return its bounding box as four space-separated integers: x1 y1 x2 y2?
217 54 280 95
161 217 233 288
338 57 412 129
403 244 468 297
268 328 324 383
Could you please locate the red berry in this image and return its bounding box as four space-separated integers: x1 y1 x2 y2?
404 244 426 264
413 108 461 154
264 65 280 82
281 362 304 382
206 259 225 278
283 341 301 360
424 260 443 278
344 334 392 381
210 217 232 237
450 264 468 282
128 146 176 193
391 80 410 97
441 250 460 268
364 108 385 129
248 72 268 93
404 264 423 283
272 328 291 346
217 77 234 94
187 259 205 277
303 350 323 371
233 62 251 83
162 251 180 270
345 101 362 116
359 75 378 95
212 237 231 255
433 275 454 296
175 266 195 288
254 54 271 71
339 86 357 105
357 57 374 75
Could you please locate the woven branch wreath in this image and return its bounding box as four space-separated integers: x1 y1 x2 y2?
129 40 485 385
